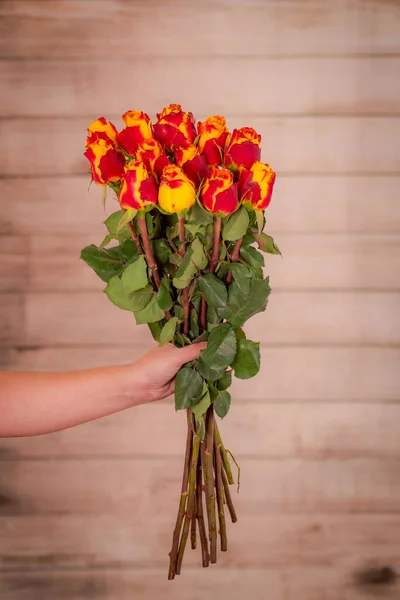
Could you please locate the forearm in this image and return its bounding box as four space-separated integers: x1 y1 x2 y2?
0 365 141 437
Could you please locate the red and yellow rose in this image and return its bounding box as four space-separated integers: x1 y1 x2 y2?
224 127 261 170
197 116 229 166
84 138 125 185
238 162 276 210
153 104 197 149
174 145 209 187
136 138 170 179
158 165 196 214
116 110 153 155
119 161 158 211
200 167 239 215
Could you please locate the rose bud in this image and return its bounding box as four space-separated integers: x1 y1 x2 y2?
86 117 118 147
238 162 276 210
116 110 153 155
119 160 158 211
200 167 239 215
175 145 209 188
197 115 229 166
84 138 125 185
153 104 197 149
224 127 261 170
136 138 170 180
158 165 196 214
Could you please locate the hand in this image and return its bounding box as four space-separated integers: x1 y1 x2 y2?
131 342 207 403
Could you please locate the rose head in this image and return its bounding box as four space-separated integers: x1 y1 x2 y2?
84 138 125 185
224 127 261 170
238 162 276 210
136 138 170 180
158 164 196 214
153 104 197 149
200 167 239 215
86 117 118 147
197 116 229 166
119 160 158 211
175 145 209 188
116 110 153 155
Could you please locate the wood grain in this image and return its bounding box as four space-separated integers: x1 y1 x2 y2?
1 117 399 176
4 290 397 347
4 346 400 402
1 176 399 235
1 57 399 117
1 403 400 460
2 564 399 600
1 0 399 58
1 458 400 516
1 514 400 572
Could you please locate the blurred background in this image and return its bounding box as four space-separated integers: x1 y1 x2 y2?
1 0 400 598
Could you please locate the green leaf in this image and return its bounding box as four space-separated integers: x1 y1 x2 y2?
173 238 207 289
188 202 213 225
130 285 154 311
117 208 137 232
174 305 184 321
189 309 200 339
81 245 123 283
240 245 265 268
198 273 228 309
192 383 211 427
185 222 207 237
255 210 265 235
212 388 231 419
148 321 162 342
159 317 178 346
153 239 171 265
231 339 261 379
235 327 247 341
134 295 165 324
216 371 232 390
197 323 237 381
175 367 204 410
254 232 282 256
157 282 173 311
121 256 148 293
229 263 252 294
104 211 130 237
120 239 139 262
228 277 271 328
223 207 249 241
191 237 208 270
104 276 134 311
100 233 126 248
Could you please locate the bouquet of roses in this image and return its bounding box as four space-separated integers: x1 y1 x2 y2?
81 104 279 579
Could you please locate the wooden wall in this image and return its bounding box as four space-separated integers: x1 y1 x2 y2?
1 0 400 598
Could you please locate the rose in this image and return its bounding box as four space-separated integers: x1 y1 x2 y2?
84 138 125 185
238 162 276 210
153 104 197 149
200 167 239 215
158 165 196 214
224 127 261 170
136 138 170 179
86 117 118 147
116 110 153 155
197 116 229 166
119 160 158 211
174 145 209 188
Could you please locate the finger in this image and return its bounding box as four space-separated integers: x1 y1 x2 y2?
174 342 207 366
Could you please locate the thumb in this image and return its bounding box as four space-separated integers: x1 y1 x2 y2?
174 342 207 367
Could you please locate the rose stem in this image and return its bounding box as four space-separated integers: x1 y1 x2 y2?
190 495 197 550
168 410 192 580
178 216 190 336
127 221 144 255
176 430 201 574
214 429 228 551
215 424 234 485
200 216 222 331
196 448 210 567
205 406 217 563
226 238 243 285
221 467 238 523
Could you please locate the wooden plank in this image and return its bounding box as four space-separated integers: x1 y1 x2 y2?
3 233 395 292
1 117 399 176
9 290 399 346
2 403 400 460
1 176 399 235
1 57 399 117
1 0 400 58
0 294 24 345
1 514 400 573
5 346 400 402
3 565 399 600
1 458 400 515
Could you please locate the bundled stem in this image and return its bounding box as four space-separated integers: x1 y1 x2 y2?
226 238 243 285
214 432 227 551
127 221 144 255
216 424 234 485
196 453 210 567
204 406 217 563
200 216 222 331
178 216 190 336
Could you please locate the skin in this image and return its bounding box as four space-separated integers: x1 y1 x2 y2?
0 343 206 438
